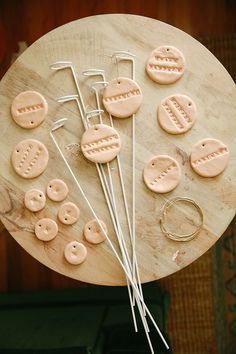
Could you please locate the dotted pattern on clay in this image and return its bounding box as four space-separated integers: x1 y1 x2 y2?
82 134 119 151
162 103 184 130
192 147 229 166
149 63 182 72
155 56 178 63
169 97 192 124
17 145 33 170
23 148 42 176
150 163 176 185
104 89 141 103
17 103 44 115
85 143 120 156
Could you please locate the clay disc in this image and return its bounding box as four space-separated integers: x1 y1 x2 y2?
35 218 58 241
64 241 87 265
81 124 121 163
143 155 181 193
190 138 229 177
11 139 49 179
11 90 48 129
146 45 185 84
83 219 107 244
58 202 80 225
158 94 197 134
103 77 142 118
24 189 46 212
46 179 69 202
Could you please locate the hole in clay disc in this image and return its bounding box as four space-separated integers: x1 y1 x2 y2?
202 144 205 147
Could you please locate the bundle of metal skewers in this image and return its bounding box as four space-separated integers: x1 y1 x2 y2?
49 51 169 354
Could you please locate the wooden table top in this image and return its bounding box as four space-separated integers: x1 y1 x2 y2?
0 14 235 285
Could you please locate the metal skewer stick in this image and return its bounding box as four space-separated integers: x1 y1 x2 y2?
50 119 169 352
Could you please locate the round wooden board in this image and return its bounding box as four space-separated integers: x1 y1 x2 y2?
0 14 235 286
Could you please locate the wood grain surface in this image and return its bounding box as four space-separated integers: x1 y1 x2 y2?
0 14 235 285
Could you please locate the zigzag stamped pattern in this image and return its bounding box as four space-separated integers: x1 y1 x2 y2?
82 134 119 151
17 103 44 115
150 163 176 186
104 88 141 103
162 103 184 130
192 147 229 166
149 63 182 72
169 97 192 124
86 143 120 157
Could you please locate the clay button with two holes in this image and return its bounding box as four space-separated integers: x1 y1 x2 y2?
11 91 48 129
46 179 68 202
24 189 46 212
143 155 181 193
11 139 49 179
64 241 87 265
35 218 58 241
103 77 143 118
146 45 185 84
81 124 121 164
84 219 107 244
58 202 80 225
158 94 197 134
190 138 230 177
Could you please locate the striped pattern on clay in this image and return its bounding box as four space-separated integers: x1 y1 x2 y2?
192 147 229 166
17 103 44 115
150 163 176 185
149 63 182 72
82 134 119 151
104 89 141 103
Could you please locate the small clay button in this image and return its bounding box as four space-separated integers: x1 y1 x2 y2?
24 189 46 212
64 241 87 265
46 179 68 202
158 94 196 134
84 219 107 244
58 202 80 225
81 124 121 164
143 155 181 193
103 77 142 118
35 218 58 241
146 45 185 84
11 91 48 129
190 138 229 177
11 139 49 179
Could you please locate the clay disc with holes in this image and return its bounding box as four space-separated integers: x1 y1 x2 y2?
64 241 87 265
190 138 230 177
35 218 58 241
158 94 196 134
58 202 80 225
11 91 48 129
146 45 185 84
103 77 143 118
24 189 46 212
11 139 49 179
81 123 121 163
143 155 181 193
84 219 107 244
0 15 236 286
46 179 69 202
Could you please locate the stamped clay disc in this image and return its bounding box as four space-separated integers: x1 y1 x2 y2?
46 179 69 202
190 138 230 177
58 202 80 225
158 94 196 134
146 45 185 84
11 139 49 179
81 124 121 164
143 155 181 193
11 91 48 129
24 189 46 212
64 241 87 265
35 218 58 241
83 219 107 244
103 77 142 118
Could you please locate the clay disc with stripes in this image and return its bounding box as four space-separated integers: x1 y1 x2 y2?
81 124 121 164
11 139 49 179
158 94 197 134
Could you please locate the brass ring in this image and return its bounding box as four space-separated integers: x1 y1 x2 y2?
160 197 203 242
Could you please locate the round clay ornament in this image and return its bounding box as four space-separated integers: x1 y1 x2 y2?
11 91 48 129
158 94 196 134
46 179 69 202
102 77 142 118
83 219 107 244
58 202 80 225
24 189 46 212
11 139 49 179
190 138 229 177
143 155 181 193
146 45 185 84
64 241 87 265
81 124 121 164
35 218 58 241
